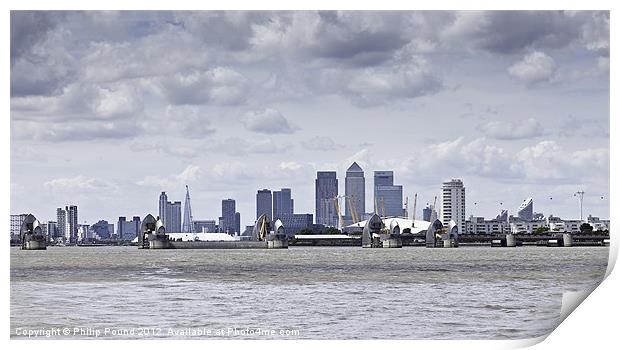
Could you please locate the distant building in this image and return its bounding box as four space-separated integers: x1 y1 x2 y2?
256 189 272 221
221 199 237 235
10 214 28 240
496 210 508 222
117 216 140 240
235 212 241 236
441 179 465 235
278 214 314 237
466 216 510 234
159 192 168 228
422 205 432 222
91 220 111 239
167 201 182 232
373 171 403 217
117 216 126 238
315 171 338 227
194 220 217 233
46 221 58 241
66 205 79 243
56 207 66 241
345 162 365 224
517 198 534 221
273 188 294 220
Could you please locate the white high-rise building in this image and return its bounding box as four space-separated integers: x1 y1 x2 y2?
441 179 466 235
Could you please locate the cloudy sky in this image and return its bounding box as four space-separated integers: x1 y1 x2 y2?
10 11 610 226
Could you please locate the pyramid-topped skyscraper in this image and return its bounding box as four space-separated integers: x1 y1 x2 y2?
345 162 365 223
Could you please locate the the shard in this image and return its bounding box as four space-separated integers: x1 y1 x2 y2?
182 185 195 234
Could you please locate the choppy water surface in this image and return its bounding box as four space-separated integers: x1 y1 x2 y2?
10 246 608 339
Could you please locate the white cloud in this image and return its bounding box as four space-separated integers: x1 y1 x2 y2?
477 118 545 140
508 51 557 85
241 108 297 134
44 175 118 193
137 164 203 188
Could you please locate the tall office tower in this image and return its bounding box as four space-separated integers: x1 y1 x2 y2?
235 212 241 236
441 179 466 235
46 221 58 241
158 192 168 229
132 216 141 238
117 217 126 238
517 198 533 221
66 205 78 243
221 199 236 235
56 207 66 240
345 162 365 223
373 171 403 217
182 185 195 233
315 171 338 227
256 189 272 220
167 201 182 232
273 188 294 220
422 205 432 222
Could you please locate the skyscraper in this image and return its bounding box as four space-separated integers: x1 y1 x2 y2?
315 171 338 227
441 179 466 235
65 205 79 243
373 171 403 217
273 188 294 220
158 192 168 228
56 207 66 240
182 185 195 233
167 201 182 232
221 199 236 235
422 205 432 222
345 162 365 223
117 216 126 239
256 189 272 220
235 212 241 236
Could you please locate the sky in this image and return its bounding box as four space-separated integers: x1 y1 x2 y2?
10 10 610 227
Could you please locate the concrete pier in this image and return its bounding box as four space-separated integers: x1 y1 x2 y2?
505 234 516 247
562 233 573 247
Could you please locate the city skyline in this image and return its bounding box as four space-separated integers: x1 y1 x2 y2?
10 11 610 226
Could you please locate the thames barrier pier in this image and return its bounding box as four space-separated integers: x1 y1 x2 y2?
140 213 288 249
362 214 402 248
425 219 459 248
20 214 47 250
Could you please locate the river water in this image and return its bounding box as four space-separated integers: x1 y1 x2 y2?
10 246 609 340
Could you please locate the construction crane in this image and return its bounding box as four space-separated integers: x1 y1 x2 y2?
347 195 359 224
381 196 385 218
332 195 347 230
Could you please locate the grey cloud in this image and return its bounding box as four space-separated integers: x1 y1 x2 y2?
302 136 343 151
13 119 143 142
10 11 58 64
241 108 297 134
205 137 290 157
558 115 610 138
477 118 546 140
442 11 583 54
156 68 250 106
